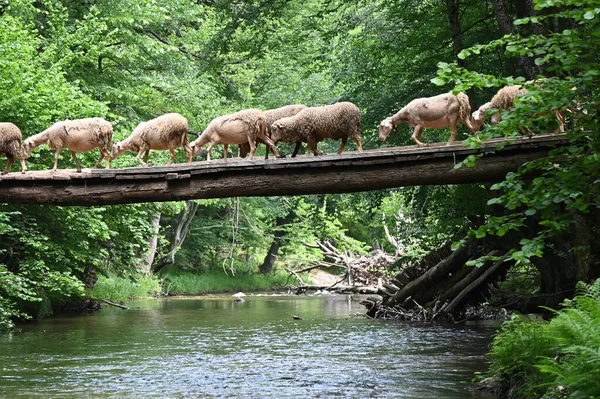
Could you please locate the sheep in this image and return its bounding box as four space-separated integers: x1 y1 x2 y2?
270 101 362 156
190 108 281 161
378 92 474 147
23 117 113 172
238 104 308 159
471 84 565 133
0 123 27 175
111 113 193 167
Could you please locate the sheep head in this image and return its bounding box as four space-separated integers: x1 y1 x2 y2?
189 139 201 156
22 138 35 158
378 118 394 141
269 122 285 145
111 142 127 160
471 102 492 132
189 136 209 156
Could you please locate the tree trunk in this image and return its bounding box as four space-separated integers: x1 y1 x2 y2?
491 0 543 79
153 200 199 273
140 212 161 275
383 238 479 308
258 231 283 274
445 0 477 108
529 209 600 310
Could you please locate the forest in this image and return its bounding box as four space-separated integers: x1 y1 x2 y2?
0 0 599 396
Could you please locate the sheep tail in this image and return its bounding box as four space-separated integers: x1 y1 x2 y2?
180 129 190 147
456 92 471 122
257 118 267 138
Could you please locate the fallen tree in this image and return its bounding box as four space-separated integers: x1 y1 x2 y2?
362 237 515 320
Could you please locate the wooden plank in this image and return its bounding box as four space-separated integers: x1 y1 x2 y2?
0 135 568 206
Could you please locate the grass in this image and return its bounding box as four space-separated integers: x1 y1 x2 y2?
161 268 294 295
88 275 161 304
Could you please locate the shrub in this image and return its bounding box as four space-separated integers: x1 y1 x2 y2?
481 279 600 398
88 275 161 303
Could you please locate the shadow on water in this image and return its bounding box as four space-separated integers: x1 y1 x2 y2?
0 294 497 399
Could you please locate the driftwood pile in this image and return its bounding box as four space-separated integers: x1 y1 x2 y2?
286 241 396 295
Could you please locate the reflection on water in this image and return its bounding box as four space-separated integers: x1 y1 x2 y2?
0 294 496 398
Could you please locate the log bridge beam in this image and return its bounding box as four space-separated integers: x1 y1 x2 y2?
0 135 566 206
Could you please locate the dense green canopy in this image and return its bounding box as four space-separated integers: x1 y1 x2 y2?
1 0 598 329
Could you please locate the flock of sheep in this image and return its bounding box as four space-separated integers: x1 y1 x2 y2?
0 83 563 175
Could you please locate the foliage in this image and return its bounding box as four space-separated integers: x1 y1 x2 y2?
482 279 600 398
434 0 600 272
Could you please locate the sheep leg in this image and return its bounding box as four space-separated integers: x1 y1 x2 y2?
462 116 476 134
137 149 149 167
204 141 218 161
103 149 111 169
261 136 281 158
291 142 302 158
2 155 13 175
244 137 257 161
166 148 176 165
307 136 324 156
52 148 62 172
19 157 27 174
411 125 428 147
223 144 228 162
93 150 110 169
70 150 83 172
353 134 363 152
446 124 458 146
248 143 258 160
183 143 193 164
337 137 347 154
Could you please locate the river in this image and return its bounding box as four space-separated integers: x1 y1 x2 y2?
0 294 497 398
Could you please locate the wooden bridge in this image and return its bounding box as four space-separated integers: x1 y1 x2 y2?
0 135 566 206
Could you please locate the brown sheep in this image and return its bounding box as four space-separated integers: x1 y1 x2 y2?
471 84 565 133
239 104 308 158
111 113 193 167
0 122 27 175
270 102 362 156
23 118 113 172
190 108 281 161
378 92 474 147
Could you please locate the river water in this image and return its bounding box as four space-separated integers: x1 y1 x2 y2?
0 294 497 398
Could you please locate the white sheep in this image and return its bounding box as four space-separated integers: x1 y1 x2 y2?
270 101 362 156
0 122 27 175
111 113 193 167
23 118 113 172
378 92 474 147
239 104 308 158
190 108 281 161
471 84 565 133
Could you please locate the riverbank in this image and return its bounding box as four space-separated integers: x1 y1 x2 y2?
89 268 333 304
